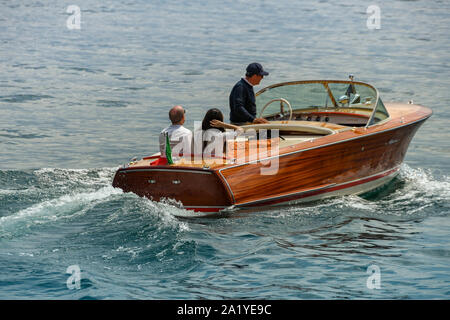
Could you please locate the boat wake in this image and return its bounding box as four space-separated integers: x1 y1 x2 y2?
244 163 450 220
0 167 190 239
0 185 122 237
356 164 450 217
0 163 448 239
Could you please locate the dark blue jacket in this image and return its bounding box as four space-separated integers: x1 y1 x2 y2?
229 78 256 123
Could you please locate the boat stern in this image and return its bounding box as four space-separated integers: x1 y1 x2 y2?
112 164 234 212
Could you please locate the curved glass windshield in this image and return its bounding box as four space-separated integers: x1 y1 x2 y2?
255 80 389 127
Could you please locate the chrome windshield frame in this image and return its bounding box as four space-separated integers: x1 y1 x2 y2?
255 80 385 127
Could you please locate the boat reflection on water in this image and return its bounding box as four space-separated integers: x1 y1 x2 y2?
112 77 432 216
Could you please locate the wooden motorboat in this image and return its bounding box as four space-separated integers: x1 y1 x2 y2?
112 78 432 215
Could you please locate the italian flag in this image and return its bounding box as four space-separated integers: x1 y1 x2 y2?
165 132 173 164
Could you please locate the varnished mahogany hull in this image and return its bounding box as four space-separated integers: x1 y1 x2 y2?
220 119 424 208
112 103 431 214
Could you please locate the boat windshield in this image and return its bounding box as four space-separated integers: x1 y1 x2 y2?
255 80 389 127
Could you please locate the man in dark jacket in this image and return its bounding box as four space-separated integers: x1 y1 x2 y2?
229 63 270 124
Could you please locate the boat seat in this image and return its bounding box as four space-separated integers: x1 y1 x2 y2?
241 122 336 135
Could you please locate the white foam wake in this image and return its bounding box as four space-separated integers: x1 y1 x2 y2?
262 164 450 219
0 186 123 235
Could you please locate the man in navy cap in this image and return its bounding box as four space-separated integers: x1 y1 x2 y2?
229 63 270 124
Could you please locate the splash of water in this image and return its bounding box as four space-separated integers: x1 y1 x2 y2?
0 186 123 238
254 164 450 220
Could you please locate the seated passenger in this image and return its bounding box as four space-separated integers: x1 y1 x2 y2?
159 105 192 160
197 108 243 157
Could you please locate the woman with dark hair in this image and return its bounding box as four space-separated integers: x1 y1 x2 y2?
201 108 226 132
197 108 243 156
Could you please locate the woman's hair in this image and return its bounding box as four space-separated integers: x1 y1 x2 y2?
202 108 225 132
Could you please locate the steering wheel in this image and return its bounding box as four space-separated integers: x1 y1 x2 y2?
258 98 293 121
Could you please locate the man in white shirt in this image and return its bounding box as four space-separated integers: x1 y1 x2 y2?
159 105 193 159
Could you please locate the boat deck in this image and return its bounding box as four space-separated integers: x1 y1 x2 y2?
122 103 431 171
122 121 351 170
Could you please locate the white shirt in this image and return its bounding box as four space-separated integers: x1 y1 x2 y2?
197 128 240 157
159 124 193 158
243 77 254 87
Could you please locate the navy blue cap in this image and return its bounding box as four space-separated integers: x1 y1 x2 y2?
246 63 269 77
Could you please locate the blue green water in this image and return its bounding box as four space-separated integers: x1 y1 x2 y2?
1 0 449 299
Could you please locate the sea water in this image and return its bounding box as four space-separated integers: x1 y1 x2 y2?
0 0 449 299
